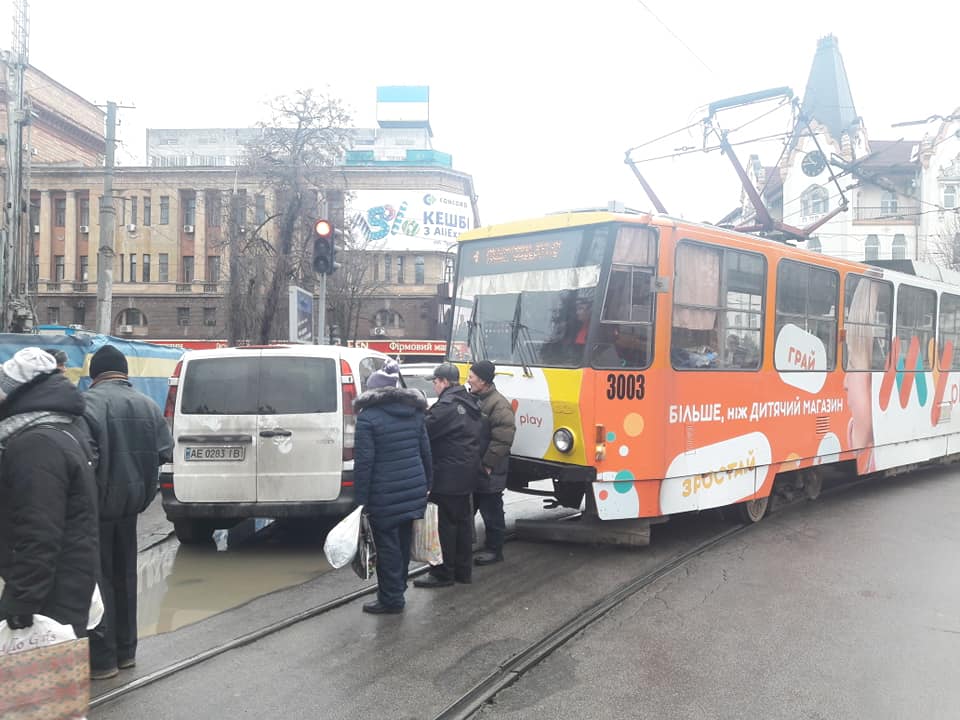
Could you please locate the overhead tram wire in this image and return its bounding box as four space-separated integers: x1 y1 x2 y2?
632 0 714 76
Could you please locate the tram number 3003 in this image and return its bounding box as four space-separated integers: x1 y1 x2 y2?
606 373 645 400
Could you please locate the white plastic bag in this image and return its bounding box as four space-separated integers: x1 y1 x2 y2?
88 583 104 630
324 505 364 569
1 614 77 655
411 502 443 566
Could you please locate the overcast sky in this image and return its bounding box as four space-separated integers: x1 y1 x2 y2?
7 1 959 225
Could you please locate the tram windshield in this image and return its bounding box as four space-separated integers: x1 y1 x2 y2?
448 224 657 369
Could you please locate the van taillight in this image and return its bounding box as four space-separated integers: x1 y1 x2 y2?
341 359 357 462
164 360 182 432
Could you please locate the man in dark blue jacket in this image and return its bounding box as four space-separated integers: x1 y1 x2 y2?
83 345 173 678
415 363 483 588
353 360 432 614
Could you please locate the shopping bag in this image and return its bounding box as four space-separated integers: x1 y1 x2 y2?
88 584 104 630
411 502 443 566
351 512 377 580
0 615 89 720
323 505 364 569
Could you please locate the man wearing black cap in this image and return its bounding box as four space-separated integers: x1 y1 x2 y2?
414 363 484 588
83 345 174 679
466 360 516 566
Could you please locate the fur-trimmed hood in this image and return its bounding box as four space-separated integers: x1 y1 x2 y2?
354 386 428 415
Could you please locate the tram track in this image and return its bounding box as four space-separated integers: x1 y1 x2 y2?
431 523 748 720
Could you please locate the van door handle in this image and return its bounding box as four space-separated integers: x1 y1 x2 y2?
259 429 292 438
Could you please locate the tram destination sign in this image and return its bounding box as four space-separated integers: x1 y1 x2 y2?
461 227 610 275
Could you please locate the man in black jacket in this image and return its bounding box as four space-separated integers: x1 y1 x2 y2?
0 347 98 640
415 363 484 588
83 345 173 679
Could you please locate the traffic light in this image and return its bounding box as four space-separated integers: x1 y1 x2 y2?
312 218 334 275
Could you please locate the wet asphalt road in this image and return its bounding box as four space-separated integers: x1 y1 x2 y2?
96 467 960 719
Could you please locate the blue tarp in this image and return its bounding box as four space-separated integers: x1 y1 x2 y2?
0 328 185 409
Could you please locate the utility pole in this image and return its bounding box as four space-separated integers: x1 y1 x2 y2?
2 0 30 331
95 101 117 334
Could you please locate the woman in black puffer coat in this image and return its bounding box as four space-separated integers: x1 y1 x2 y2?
352 360 432 614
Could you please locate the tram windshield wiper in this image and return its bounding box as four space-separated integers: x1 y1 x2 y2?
466 301 485 361
510 293 534 378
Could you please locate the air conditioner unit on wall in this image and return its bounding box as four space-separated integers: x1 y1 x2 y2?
32 225 39 234
183 224 195 233
79 225 89 234
128 223 137 233
374 326 386 336
118 324 133 334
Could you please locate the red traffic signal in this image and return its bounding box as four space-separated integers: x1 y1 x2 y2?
312 218 335 275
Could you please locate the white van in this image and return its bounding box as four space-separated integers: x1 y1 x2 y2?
160 345 392 543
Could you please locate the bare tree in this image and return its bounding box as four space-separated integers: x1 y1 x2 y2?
928 211 960 270
227 89 352 344
325 227 388 343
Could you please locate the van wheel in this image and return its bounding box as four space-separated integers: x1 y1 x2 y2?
173 520 216 545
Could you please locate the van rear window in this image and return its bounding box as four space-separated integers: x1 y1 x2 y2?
181 357 338 415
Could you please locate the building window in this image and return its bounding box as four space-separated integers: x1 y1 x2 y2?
372 255 380 282
54 255 65 281
30 256 38 289
183 195 196 227
865 234 879 261
54 198 66 227
117 308 147 327
119 254 124 282
79 256 88 282
892 234 907 260
29 202 39 229
73 303 85 326
881 191 898 216
79 198 90 226
373 309 404 329
144 197 152 226
207 256 221 282
159 253 169 282
130 197 138 225
142 254 151 282
801 185 829 217
953 233 960 267
160 196 170 225
47 306 60 325
944 185 957 210
182 256 194 283
177 307 190 327
807 236 822 253
203 307 217 327
396 256 405 284
129 254 137 283
384 254 393 282
206 191 221 227
414 256 425 284
255 194 266 224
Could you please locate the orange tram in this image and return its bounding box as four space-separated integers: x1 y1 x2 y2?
447 209 960 544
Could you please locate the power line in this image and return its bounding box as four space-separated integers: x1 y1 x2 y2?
632 0 713 75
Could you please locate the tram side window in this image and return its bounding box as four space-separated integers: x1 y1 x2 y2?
671 241 765 370
591 226 656 369
774 260 838 371
843 275 893 371
938 293 960 370
896 285 936 371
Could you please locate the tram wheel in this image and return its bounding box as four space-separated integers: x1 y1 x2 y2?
802 469 823 501
736 496 769 524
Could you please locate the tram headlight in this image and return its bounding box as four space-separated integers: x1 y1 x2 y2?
553 428 575 454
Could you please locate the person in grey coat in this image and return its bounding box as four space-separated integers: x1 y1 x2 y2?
83 345 173 679
467 360 516 566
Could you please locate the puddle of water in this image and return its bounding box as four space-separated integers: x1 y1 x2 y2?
137 520 332 638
